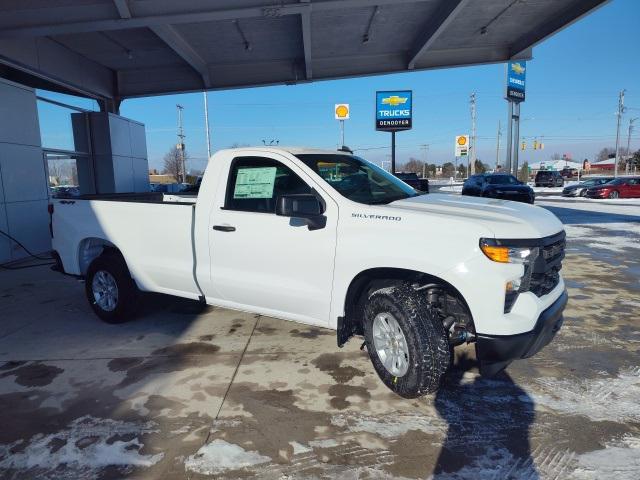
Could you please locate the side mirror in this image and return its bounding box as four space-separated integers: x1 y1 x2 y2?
276 194 326 230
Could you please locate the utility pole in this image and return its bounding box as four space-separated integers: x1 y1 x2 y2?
626 117 637 174
470 93 477 176
513 102 521 179
505 102 513 174
176 104 186 183
495 120 502 171
420 144 429 178
614 89 625 178
203 92 212 159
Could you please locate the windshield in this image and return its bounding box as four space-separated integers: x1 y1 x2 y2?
296 154 418 205
487 175 519 185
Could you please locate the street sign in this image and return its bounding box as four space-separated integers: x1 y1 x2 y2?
376 90 412 131
455 135 469 156
335 104 350 120
505 61 526 103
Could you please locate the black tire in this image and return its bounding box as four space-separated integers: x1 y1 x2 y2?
85 252 138 323
608 190 619 199
363 283 450 398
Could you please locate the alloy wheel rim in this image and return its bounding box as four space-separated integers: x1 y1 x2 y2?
372 313 410 377
92 270 119 312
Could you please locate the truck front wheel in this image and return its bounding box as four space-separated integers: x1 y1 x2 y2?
85 252 138 323
363 283 450 398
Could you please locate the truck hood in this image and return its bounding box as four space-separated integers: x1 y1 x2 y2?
386 194 563 239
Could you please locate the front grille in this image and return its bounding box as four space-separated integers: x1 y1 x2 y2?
527 234 565 297
499 232 566 313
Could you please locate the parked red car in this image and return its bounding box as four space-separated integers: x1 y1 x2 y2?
584 177 640 199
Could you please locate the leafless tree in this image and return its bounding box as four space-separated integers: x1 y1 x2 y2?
401 158 425 174
163 146 187 182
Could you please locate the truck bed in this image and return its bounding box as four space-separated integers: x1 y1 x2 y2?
63 192 198 205
51 195 202 299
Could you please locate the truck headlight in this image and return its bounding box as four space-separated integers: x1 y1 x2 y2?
479 239 538 265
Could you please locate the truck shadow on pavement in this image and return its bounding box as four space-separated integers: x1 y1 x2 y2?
432 354 538 479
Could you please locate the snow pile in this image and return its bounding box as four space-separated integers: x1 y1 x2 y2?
0 416 163 475
184 439 271 475
531 367 640 423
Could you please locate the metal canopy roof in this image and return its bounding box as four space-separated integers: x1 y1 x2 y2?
0 0 608 105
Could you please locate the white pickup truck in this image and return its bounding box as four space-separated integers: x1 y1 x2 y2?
51 147 567 398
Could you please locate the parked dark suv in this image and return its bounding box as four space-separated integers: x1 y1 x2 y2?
535 170 564 187
395 172 429 192
462 173 534 204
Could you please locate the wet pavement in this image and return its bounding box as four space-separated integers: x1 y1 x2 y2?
0 201 639 479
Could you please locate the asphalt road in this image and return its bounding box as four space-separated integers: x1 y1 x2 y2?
0 201 638 479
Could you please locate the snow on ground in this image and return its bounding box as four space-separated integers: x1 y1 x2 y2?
0 416 163 477
425 446 538 480
531 367 640 423
563 223 640 252
570 435 640 480
184 439 271 476
437 185 463 192
539 196 640 207
331 412 444 438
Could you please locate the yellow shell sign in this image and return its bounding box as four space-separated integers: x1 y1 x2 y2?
455 135 469 156
335 104 350 120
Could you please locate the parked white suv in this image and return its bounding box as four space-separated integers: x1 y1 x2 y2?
50 147 567 398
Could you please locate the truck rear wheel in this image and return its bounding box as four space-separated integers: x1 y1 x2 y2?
85 252 138 323
363 283 450 398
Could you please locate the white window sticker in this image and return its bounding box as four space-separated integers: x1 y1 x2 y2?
233 167 277 199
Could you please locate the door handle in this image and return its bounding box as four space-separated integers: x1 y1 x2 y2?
212 225 236 232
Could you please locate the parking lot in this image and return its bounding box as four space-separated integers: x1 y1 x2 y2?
0 200 639 480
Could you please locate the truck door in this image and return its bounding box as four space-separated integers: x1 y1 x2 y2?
208 153 338 326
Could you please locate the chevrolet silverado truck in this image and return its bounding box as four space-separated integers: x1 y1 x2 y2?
50 147 567 398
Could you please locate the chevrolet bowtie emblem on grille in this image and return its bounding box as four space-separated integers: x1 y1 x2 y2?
381 95 408 106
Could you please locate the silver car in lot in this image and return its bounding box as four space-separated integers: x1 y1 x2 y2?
562 177 614 197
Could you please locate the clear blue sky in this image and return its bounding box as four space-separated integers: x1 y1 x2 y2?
39 0 640 173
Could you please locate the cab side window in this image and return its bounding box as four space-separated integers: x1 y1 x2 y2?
224 157 313 213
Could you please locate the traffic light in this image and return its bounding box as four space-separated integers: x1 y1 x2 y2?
533 140 538 150
521 141 526 151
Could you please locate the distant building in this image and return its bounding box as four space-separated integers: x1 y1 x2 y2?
590 158 615 170
149 174 176 184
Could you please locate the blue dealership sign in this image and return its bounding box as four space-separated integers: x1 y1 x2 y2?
505 61 526 103
376 90 412 131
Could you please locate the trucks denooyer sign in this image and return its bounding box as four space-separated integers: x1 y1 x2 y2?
376 90 412 131
505 61 526 103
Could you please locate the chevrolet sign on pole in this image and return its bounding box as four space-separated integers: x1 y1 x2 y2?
505 61 526 103
504 61 526 178
375 90 412 176
375 91 412 131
